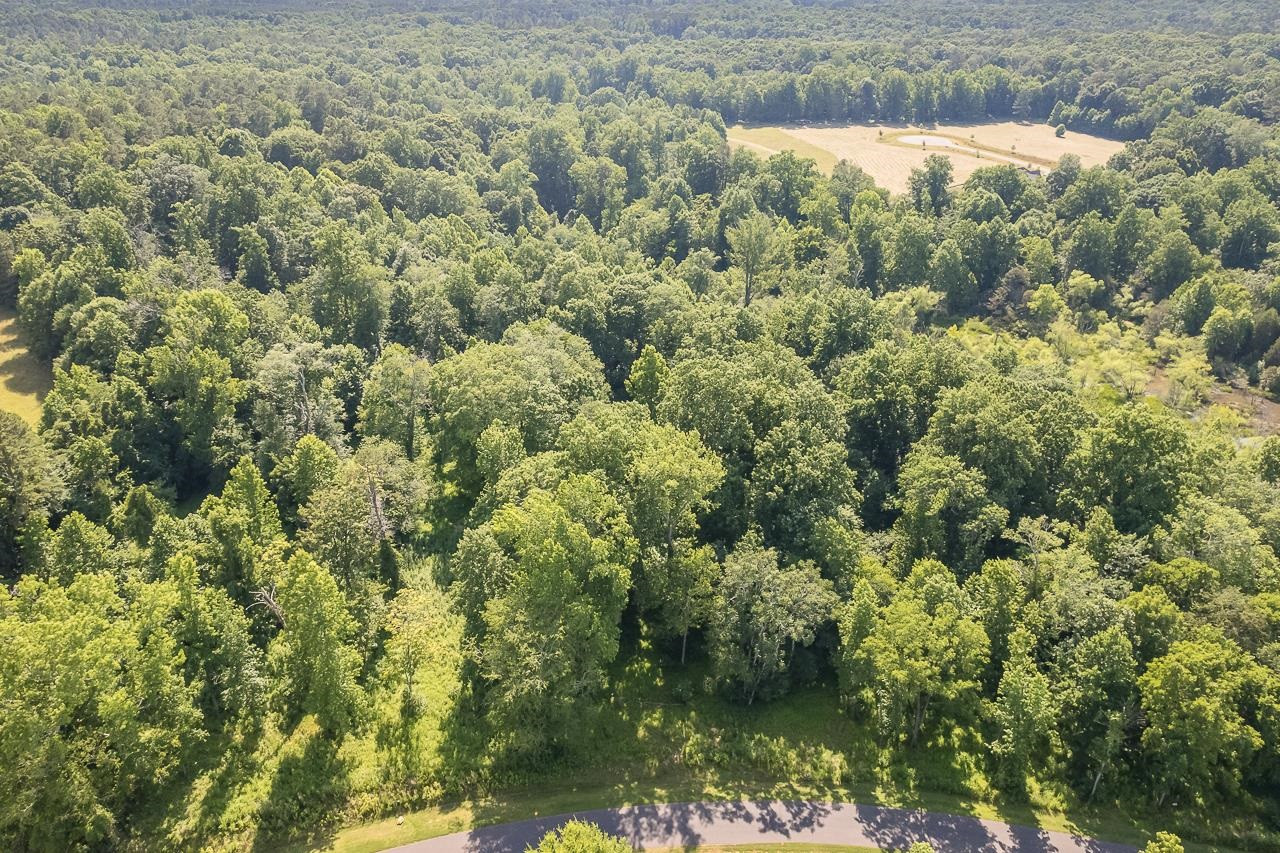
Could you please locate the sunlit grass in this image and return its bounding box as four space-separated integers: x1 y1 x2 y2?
726 126 840 173
0 307 50 424
290 648 1245 853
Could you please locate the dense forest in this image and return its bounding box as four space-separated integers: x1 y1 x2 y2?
2 1 1280 851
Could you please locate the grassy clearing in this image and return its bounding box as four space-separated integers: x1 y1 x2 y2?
299 760 1232 853
303 769 1248 853
285 650 1251 853
0 307 50 424
726 126 840 173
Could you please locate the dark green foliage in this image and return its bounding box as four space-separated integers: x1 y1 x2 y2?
2 2 1280 850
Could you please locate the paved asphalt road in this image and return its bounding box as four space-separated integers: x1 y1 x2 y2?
382 800 1138 853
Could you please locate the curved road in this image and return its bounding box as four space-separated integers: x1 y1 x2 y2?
383 800 1137 853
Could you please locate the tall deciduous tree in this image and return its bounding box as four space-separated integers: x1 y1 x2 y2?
0 573 202 850
727 211 775 307
0 413 63 578
839 560 989 746
707 535 836 704
462 476 635 758
990 627 1055 796
1139 631 1268 806
358 343 431 460
268 550 364 734
303 223 388 351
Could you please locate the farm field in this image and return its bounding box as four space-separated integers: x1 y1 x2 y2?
0 307 49 425
726 122 1126 192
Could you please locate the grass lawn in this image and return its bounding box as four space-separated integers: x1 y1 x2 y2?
292 655 1249 853
188 647 1255 853
726 125 840 173
0 306 50 424
300 769 1249 853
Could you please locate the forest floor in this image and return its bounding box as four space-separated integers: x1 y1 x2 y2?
726 122 1125 192
0 306 49 424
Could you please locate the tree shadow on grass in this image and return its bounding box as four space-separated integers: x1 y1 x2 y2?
0 309 50 416
187 729 264 841
251 727 353 853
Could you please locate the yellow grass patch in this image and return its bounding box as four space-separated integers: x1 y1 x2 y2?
0 307 50 425
727 122 1125 194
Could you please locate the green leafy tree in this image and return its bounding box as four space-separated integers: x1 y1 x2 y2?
198 455 284 595
0 413 64 578
427 322 607 499
1060 625 1138 800
526 118 582 215
1220 197 1280 269
300 439 434 588
1065 212 1114 283
271 434 341 528
236 224 276 291
908 154 954 216
1139 632 1266 806
530 820 631 853
624 344 668 414
727 211 775 307
303 223 388 350
707 535 837 704
570 155 627 231
891 448 1009 576
748 416 860 556
267 550 364 734
1143 230 1197 300
358 343 431 460
252 341 347 464
1066 402 1191 535
461 476 635 758
0 574 202 850
840 560 989 746
991 627 1055 796
930 238 978 313
887 213 935 288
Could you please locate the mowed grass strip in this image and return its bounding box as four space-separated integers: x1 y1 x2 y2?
0 307 50 424
296 757 1200 853
726 125 840 173
879 128 1058 168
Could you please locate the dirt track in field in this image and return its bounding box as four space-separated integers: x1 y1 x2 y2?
727 122 1125 193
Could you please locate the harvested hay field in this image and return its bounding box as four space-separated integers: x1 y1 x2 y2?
727 121 1126 193
0 307 50 425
